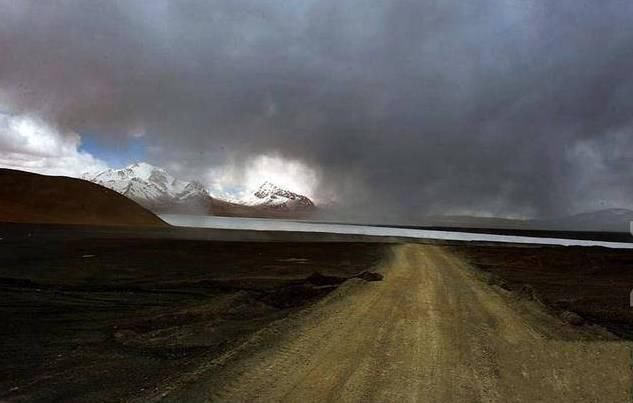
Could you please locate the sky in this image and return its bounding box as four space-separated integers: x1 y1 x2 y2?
1 0 633 221
79 133 146 168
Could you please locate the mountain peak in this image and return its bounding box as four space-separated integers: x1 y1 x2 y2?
124 162 166 180
83 163 317 215
254 181 285 197
259 181 277 188
127 162 163 171
83 162 209 211
248 182 315 210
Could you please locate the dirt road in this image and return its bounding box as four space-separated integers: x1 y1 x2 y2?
163 245 633 402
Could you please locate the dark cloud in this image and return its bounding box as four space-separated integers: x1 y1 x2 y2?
2 0 633 220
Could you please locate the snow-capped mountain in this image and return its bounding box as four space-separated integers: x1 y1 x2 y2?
83 163 317 217
83 162 209 212
244 181 315 211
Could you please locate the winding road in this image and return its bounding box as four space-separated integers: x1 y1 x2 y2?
164 245 633 402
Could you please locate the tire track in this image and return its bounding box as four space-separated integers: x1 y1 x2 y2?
163 244 633 402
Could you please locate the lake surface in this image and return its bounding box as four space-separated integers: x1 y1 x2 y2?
159 214 633 249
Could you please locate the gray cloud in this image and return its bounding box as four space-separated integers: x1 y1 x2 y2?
2 0 633 221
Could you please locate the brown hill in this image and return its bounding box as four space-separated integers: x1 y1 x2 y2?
0 169 167 227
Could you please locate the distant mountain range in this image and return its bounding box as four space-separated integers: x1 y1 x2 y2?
386 209 633 233
83 163 209 213
532 208 633 233
83 162 318 218
3 163 631 232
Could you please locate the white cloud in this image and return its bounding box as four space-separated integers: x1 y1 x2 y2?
0 113 108 177
566 128 633 212
205 154 321 201
243 155 319 197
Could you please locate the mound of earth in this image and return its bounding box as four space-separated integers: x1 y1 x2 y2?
0 169 167 227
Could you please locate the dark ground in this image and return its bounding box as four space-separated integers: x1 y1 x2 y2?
452 244 633 338
3 222 633 401
0 230 387 402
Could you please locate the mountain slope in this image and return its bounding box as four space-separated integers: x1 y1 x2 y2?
84 163 209 213
208 197 316 219
84 164 318 218
0 169 166 226
244 182 316 211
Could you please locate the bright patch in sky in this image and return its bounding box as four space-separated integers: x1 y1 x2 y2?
244 155 319 198
0 113 107 177
206 154 320 201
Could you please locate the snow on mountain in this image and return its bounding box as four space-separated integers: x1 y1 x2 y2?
83 162 209 211
83 164 317 216
244 181 315 211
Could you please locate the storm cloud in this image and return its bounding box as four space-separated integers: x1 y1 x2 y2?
2 0 633 221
